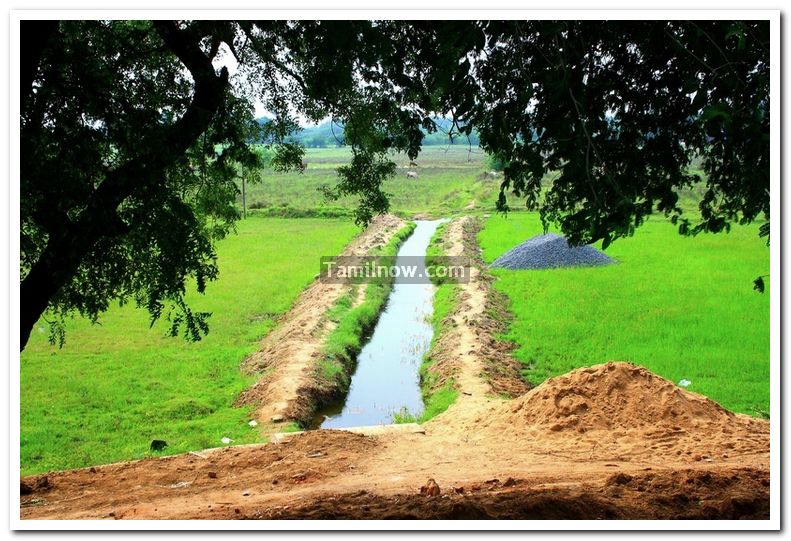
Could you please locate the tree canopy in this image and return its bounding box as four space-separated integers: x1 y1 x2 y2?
20 19 770 350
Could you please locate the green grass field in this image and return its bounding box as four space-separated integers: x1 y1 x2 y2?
20 217 360 475
242 146 708 219
242 146 502 217
478 212 770 416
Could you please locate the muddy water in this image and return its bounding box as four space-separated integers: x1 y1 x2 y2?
316 219 446 429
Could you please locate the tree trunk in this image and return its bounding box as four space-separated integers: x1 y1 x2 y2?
20 239 86 350
20 21 230 351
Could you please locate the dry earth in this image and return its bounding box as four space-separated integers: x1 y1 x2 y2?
20 216 770 521
235 214 406 425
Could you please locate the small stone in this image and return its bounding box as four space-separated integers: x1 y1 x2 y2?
207 471 217 479
503 477 517 487
420 478 441 498
221 437 232 445
248 420 258 427
150 439 168 451
242 490 251 496
271 414 286 423
692 453 703 461
607 472 633 486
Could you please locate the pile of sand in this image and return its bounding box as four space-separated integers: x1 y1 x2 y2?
493 362 743 433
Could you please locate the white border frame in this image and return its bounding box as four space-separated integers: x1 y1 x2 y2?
7 8 782 532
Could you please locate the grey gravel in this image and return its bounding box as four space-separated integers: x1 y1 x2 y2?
490 233 616 270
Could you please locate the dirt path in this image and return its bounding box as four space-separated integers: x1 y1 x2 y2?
20 394 769 520
19 215 771 521
423 216 530 423
235 214 405 425
438 217 491 402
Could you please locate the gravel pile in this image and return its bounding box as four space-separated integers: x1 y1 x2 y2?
490 233 615 270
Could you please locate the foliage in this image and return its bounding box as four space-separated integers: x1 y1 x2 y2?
453 21 770 250
21 21 270 348
18 20 462 348
479 212 770 416
20 217 359 474
485 152 509 172
20 20 770 349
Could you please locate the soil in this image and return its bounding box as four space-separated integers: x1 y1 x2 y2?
19 215 771 521
20 361 770 520
235 214 406 426
423 216 530 402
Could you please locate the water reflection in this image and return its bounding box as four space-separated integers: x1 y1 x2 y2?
317 219 446 428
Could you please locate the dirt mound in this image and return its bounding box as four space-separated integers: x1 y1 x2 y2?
501 362 743 433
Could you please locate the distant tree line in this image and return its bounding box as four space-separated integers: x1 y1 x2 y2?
256 117 481 148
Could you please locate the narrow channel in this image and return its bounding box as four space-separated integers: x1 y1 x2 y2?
317 219 446 429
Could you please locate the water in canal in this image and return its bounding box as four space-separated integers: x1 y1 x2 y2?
317 219 446 429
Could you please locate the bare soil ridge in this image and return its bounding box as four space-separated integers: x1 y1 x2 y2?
423 216 529 410
235 214 406 425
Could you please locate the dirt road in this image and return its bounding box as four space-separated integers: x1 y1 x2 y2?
19 372 770 520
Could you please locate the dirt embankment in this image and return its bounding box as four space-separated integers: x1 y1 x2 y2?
423 216 530 406
251 467 769 520
235 214 406 426
21 362 770 520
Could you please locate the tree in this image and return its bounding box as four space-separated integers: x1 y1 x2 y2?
449 21 770 250
20 20 769 351
20 20 471 350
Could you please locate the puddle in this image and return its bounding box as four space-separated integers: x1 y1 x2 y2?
314 219 446 429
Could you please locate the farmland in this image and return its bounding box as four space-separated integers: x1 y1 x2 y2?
20 217 359 474
20 148 771 476
19 147 773 520
242 146 501 217
479 212 770 416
